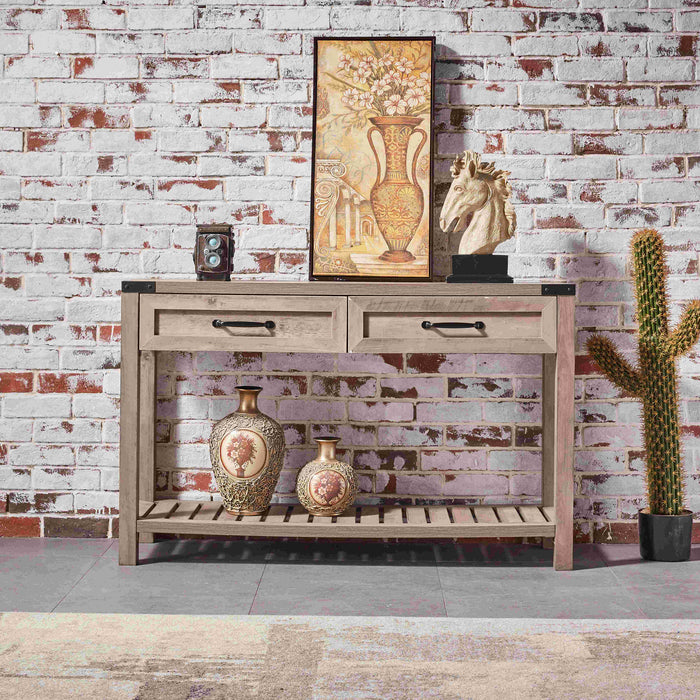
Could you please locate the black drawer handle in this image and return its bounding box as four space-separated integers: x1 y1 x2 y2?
421 320 485 330
212 319 275 330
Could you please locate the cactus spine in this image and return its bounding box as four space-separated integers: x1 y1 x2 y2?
586 229 700 516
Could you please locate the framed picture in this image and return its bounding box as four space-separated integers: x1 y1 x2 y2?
310 36 435 281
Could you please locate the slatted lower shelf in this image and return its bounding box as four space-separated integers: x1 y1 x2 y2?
137 500 556 539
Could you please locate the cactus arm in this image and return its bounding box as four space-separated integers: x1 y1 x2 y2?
666 300 700 358
586 334 643 397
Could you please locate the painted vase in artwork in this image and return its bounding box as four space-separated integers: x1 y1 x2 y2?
209 386 285 515
368 115 427 263
296 437 358 517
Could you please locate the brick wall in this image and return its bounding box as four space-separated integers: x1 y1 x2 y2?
0 0 698 542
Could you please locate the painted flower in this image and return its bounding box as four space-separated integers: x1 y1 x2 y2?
414 71 430 89
405 87 425 108
358 91 374 109
356 59 373 81
338 53 354 72
384 94 407 115
370 77 390 95
379 52 394 68
342 87 360 106
395 57 414 73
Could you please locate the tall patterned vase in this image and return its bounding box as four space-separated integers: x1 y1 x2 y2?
209 386 285 515
367 115 428 263
296 437 358 517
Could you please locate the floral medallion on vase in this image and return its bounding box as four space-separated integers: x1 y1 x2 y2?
208 386 285 515
296 437 358 517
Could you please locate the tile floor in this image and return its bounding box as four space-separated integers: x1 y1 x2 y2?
1 538 698 618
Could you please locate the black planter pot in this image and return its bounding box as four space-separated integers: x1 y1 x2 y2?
638 508 693 562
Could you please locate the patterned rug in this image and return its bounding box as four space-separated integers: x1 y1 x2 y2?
2 613 699 699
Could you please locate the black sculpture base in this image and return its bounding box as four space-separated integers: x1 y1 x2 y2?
446 254 513 283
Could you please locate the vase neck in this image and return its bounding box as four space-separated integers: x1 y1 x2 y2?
315 437 339 462
376 123 413 181
236 386 261 414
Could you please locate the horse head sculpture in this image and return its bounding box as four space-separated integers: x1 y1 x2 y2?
439 151 516 255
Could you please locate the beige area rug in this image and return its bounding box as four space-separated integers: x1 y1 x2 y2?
2 614 700 699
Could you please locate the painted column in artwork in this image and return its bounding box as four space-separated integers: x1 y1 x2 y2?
343 189 352 249
328 192 337 250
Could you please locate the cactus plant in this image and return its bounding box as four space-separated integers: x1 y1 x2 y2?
586 229 700 516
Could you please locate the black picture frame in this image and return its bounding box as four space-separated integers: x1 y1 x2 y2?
309 36 436 282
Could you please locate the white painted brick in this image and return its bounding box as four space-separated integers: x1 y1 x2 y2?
548 156 617 180
63 154 128 177
0 106 59 128
471 9 536 33
618 109 684 130
6 55 69 78
628 58 694 82
237 225 307 249
22 178 87 201
159 129 225 153
265 7 329 30
1 347 59 370
0 31 29 54
9 445 74 467
507 132 572 155
640 181 700 204
0 201 53 224
34 226 101 249
677 12 700 32
37 81 104 103
645 132 699 155
34 419 102 444
93 130 155 153
450 83 518 106
201 107 267 131
174 81 241 104
166 31 233 55
73 395 119 419
24 275 91 298
512 35 577 56
243 81 308 104
4 395 70 418
331 7 400 31
439 33 511 57
0 9 60 31
520 83 586 106
129 154 197 176
97 32 164 55
126 202 193 225
474 108 545 131
4 251 68 273
226 177 293 201
235 31 301 55
62 7 126 31
128 7 193 30
0 131 23 151
132 105 198 128
141 249 194 274
74 56 138 79
198 7 262 30
556 59 624 82
33 468 100 490
0 177 19 199
549 108 615 131
104 81 172 104
267 106 310 128
66 299 121 323
90 177 153 200
60 348 120 371
31 30 95 54
211 55 277 79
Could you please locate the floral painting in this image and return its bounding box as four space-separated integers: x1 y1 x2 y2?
219 429 267 480
310 37 434 280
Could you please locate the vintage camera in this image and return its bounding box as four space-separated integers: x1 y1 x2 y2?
194 225 232 281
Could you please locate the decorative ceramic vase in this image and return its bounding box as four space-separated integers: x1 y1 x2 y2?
208 386 285 515
367 115 427 263
296 437 358 517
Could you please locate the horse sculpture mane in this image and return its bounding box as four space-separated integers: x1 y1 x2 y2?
441 151 516 255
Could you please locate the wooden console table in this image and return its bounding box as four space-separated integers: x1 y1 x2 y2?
119 280 575 569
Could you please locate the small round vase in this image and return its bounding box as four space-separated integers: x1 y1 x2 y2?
208 386 285 515
296 437 358 517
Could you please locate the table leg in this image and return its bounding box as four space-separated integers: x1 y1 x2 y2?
139 351 156 544
119 293 140 565
541 353 556 550
554 296 575 571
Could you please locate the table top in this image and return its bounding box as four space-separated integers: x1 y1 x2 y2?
123 280 576 297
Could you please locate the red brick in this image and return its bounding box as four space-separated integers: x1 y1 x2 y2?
0 515 41 537
44 516 109 538
0 372 33 392
66 107 130 129
37 372 102 393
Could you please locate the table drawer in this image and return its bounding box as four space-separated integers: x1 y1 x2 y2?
348 296 556 354
140 294 347 352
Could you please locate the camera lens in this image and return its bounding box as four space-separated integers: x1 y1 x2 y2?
205 252 221 268
206 235 221 249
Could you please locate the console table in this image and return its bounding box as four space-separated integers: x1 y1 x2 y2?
119 280 575 569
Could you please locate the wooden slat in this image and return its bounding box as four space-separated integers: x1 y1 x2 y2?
136 499 555 538
168 501 201 521
142 500 177 520
519 505 547 524
138 350 156 545
262 505 290 525
405 506 428 525
358 506 380 526
288 505 311 524
473 506 498 524
495 506 523 524
336 507 358 526
543 506 556 523
192 501 223 522
139 501 155 518
383 506 404 526
427 506 451 526
451 506 474 524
